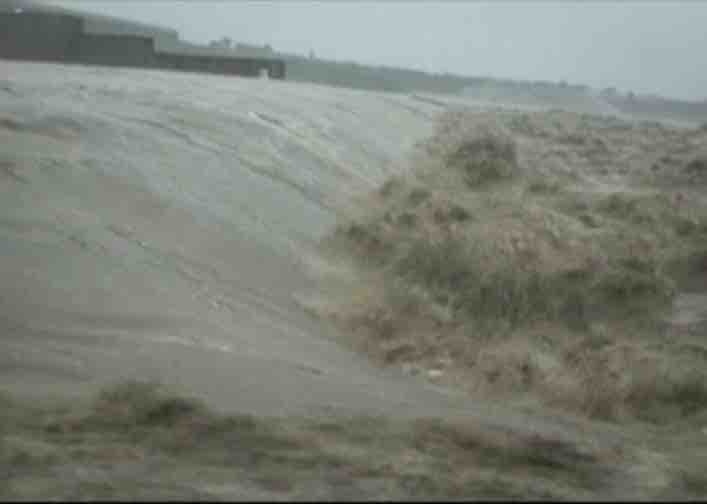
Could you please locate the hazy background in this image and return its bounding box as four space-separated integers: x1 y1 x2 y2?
48 1 707 101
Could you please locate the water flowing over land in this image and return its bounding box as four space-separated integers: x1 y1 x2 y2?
1 60 706 500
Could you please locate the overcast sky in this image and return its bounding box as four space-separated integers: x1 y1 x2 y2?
50 1 707 101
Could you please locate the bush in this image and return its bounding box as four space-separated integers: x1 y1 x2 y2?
526 177 563 195
395 239 562 328
592 257 675 308
445 132 519 187
685 157 707 181
598 193 640 220
89 381 205 429
407 187 432 206
627 370 707 424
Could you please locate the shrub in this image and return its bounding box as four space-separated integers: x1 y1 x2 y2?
685 157 707 180
89 381 205 429
526 177 563 195
395 239 569 328
627 370 707 423
445 132 519 187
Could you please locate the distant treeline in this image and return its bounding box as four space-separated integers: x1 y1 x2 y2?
272 51 591 98
282 56 478 94
278 52 707 124
604 95 707 125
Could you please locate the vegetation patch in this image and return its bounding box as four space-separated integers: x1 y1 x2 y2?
316 108 707 425
0 381 641 500
446 131 520 187
685 156 707 182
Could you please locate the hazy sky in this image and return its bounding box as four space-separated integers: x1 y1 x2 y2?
50 1 707 101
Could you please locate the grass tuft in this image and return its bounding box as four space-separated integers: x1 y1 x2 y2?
445 131 519 187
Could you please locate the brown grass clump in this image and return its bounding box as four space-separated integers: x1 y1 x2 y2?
685 156 707 183
43 381 206 435
446 131 519 187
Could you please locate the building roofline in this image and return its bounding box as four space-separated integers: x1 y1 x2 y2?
0 0 178 38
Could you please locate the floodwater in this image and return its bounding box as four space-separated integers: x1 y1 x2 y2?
0 60 481 420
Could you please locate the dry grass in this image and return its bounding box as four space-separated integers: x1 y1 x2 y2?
316 108 707 425
0 381 652 500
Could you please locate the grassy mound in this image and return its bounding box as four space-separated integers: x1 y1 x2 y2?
318 108 707 423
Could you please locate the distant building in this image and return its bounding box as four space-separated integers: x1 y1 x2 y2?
0 0 286 79
233 42 275 58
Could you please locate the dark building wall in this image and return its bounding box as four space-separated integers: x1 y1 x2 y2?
72 33 155 68
155 52 285 79
0 11 286 80
82 14 177 41
269 60 286 80
0 12 82 62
